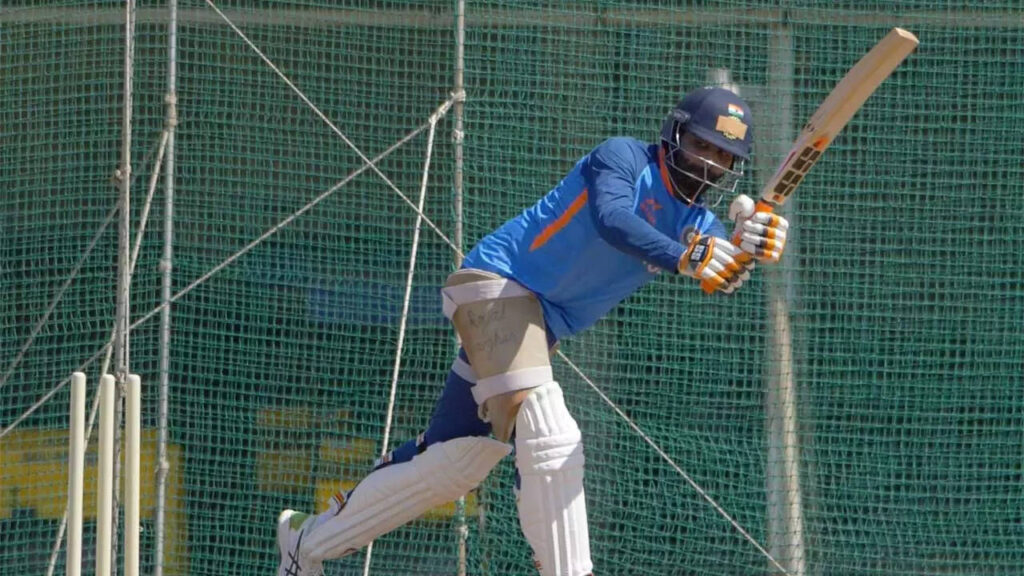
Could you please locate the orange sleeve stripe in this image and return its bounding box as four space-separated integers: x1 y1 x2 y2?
656 146 675 193
529 188 589 251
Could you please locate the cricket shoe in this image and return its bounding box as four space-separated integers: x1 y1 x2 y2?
277 509 324 576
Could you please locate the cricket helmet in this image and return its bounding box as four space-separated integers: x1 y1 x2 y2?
661 87 754 205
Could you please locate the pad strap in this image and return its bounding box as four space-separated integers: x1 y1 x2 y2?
450 356 476 384
453 355 554 406
473 366 553 405
447 302 553 406
441 277 532 319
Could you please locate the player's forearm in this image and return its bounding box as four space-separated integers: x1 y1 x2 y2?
592 205 684 272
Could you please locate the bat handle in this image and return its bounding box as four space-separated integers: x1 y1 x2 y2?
699 198 775 294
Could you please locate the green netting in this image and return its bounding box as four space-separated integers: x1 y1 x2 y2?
2 2 1023 575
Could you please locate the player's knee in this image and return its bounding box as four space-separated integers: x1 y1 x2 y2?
483 388 534 443
515 381 584 472
514 381 592 576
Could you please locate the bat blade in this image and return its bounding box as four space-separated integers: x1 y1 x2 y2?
700 28 918 295
761 27 919 207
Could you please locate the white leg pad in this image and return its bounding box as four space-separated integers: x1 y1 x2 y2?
304 436 511 561
515 382 593 576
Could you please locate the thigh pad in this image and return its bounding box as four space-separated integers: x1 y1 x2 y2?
442 269 552 405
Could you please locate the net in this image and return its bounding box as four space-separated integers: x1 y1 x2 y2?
2 1 1022 575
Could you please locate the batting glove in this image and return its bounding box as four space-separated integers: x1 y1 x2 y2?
678 230 749 294
731 194 789 263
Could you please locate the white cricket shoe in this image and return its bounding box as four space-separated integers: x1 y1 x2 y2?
277 509 324 576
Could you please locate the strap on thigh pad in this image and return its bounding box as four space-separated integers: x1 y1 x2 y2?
304 436 510 561
515 382 593 576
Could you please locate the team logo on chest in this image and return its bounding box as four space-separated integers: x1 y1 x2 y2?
639 198 662 225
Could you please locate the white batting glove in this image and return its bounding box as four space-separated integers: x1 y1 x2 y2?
679 230 749 294
730 194 789 263
724 253 755 294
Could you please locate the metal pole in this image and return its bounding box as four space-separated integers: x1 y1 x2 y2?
115 1 135 388
452 0 466 268
155 0 179 574
0 7 1016 29
110 1 137 575
451 2 470 573
763 25 805 576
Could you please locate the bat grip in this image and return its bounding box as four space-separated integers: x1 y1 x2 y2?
699 200 775 294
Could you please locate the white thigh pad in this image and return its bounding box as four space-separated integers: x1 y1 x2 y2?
304 436 510 561
515 382 592 576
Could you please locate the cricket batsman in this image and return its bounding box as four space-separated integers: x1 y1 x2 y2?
276 86 789 576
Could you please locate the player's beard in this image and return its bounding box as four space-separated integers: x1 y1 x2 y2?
668 162 711 206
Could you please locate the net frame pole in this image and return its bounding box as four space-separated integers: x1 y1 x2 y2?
109 2 137 575
762 25 806 576
451 1 470 573
1 7 1016 28
154 0 179 574
115 0 135 400
453 0 466 267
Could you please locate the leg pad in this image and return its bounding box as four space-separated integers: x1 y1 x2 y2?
304 436 510 561
515 382 593 576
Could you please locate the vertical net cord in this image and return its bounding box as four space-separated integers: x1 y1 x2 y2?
154 0 179 574
451 2 469 574
109 1 138 571
360 90 453 576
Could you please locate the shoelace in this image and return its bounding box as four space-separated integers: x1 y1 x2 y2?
285 530 325 576
283 531 304 576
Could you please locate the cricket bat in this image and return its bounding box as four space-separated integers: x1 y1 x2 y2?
702 27 919 294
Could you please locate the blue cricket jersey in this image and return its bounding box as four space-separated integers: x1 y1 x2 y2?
463 137 726 341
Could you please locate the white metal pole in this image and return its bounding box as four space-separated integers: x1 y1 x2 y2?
763 25 806 576
115 1 135 379
111 1 136 573
155 0 179 574
453 0 466 267
67 373 86 576
452 1 470 573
